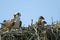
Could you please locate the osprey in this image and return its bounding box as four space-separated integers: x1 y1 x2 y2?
1 12 22 32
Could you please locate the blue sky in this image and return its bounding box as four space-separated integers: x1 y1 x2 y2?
0 0 60 27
